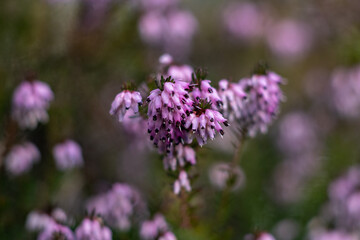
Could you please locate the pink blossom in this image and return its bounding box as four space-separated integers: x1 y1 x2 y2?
12 80 54 129
223 2 265 41
173 170 191 195
75 217 112 240
87 183 143 231
38 221 74 240
110 90 143 122
5 142 40 176
266 20 312 60
53 140 83 171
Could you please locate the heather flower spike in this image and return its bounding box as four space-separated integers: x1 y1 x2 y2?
185 100 229 146
75 217 112 240
110 85 143 122
173 170 191 195
12 76 54 129
140 214 177 240
5 142 40 176
53 139 83 171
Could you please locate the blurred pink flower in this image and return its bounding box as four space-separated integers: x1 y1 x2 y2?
5 142 40 176
266 20 312 60
12 80 54 129
331 65 360 118
140 214 170 239
223 2 265 41
53 140 83 171
138 10 197 58
86 183 144 231
277 112 319 156
75 217 112 240
38 221 74 240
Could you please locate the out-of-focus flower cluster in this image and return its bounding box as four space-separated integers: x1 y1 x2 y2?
12 78 54 129
137 0 197 59
330 65 360 119
86 183 145 231
306 166 360 240
53 140 84 171
140 214 176 240
5 142 40 176
272 112 323 204
223 2 313 61
25 183 151 239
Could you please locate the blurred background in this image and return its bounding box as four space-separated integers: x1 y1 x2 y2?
1 0 360 239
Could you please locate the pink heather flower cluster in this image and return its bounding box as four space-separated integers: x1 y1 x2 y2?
219 71 284 137
223 2 312 60
86 183 143 231
27 208 113 240
330 65 360 119
38 221 74 240
12 79 54 129
137 0 197 58
53 139 84 171
26 208 77 240
272 112 322 204
140 214 176 240
223 2 265 41
327 166 360 230
110 54 284 195
75 217 112 240
4 142 40 176
305 166 360 240
109 90 143 122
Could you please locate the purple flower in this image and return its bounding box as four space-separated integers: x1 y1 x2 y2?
53 140 83 171
173 170 191 195
163 145 196 171
236 71 284 137
208 162 245 191
110 90 143 122
87 183 143 231
325 166 360 230
331 65 360 118
223 2 265 41
38 221 74 240
26 211 53 232
167 65 194 83
75 217 112 240
12 80 54 129
140 214 176 240
266 19 312 60
138 10 197 58
26 208 69 233
184 108 228 146
159 54 174 66
218 79 247 120
277 112 319 156
5 142 40 176
147 79 193 152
